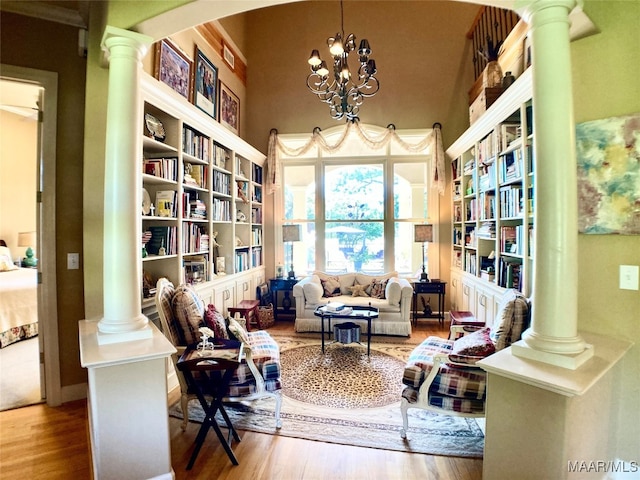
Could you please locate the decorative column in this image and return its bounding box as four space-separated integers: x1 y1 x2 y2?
512 0 593 368
97 26 153 344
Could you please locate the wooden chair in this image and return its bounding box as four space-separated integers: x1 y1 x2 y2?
400 289 529 438
155 278 283 431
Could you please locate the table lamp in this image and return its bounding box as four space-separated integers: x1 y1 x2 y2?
282 224 301 279
18 231 37 267
414 224 433 282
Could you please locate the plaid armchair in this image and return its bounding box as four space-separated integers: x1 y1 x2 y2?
400 289 530 438
155 278 282 431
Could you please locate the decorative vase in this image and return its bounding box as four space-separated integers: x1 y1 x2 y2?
502 71 516 90
483 61 503 89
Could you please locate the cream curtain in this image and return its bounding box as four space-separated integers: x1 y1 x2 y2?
266 122 446 195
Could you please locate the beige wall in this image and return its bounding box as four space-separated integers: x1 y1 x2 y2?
0 12 87 387
0 110 37 256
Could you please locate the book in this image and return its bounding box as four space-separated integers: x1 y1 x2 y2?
156 190 176 217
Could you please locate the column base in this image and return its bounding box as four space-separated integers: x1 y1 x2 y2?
97 322 153 345
511 339 594 370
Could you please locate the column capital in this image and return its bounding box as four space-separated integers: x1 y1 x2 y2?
520 0 577 27
101 25 153 64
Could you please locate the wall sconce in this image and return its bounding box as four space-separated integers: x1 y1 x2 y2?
18 231 37 268
282 224 301 279
414 224 433 282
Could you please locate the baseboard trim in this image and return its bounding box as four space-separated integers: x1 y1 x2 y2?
61 382 87 403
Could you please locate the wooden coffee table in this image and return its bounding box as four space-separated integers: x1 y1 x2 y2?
314 304 378 356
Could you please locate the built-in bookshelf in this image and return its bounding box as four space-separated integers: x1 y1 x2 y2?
140 74 265 304
448 68 534 303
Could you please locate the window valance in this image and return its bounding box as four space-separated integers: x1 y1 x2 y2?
266 122 445 196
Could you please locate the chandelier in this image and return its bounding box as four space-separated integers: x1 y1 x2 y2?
306 0 379 122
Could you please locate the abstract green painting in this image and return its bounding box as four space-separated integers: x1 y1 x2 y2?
576 112 640 235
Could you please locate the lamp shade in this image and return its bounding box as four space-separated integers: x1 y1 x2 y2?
18 231 36 247
282 224 301 242
414 224 433 243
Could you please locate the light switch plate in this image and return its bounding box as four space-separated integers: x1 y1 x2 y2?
619 265 639 290
67 253 80 270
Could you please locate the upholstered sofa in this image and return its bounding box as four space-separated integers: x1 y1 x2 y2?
292 271 413 336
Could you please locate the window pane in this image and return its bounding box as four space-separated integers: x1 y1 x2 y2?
324 165 383 221
394 162 427 219
284 165 315 220
326 221 384 274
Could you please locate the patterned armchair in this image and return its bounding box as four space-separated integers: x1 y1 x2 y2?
400 289 530 438
155 278 282 431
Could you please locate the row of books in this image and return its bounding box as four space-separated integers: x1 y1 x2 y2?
479 191 496 220
465 251 477 275
500 185 523 218
156 190 177 217
251 206 262 224
182 223 209 254
253 164 263 184
212 144 230 169
499 149 523 184
476 221 496 239
182 193 206 219
498 258 522 291
213 171 231 195
183 164 207 189
212 198 232 221
478 161 496 191
235 156 248 179
500 225 534 256
144 157 177 181
235 250 250 273
252 184 263 203
251 246 263 267
251 228 262 246
183 126 210 161
146 226 177 256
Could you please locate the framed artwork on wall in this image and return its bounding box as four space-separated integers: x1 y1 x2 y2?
154 38 193 101
219 81 240 135
193 47 218 119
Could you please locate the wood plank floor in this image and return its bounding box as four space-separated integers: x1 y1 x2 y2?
0 320 483 480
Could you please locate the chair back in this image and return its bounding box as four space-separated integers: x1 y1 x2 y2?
491 289 530 350
155 277 179 345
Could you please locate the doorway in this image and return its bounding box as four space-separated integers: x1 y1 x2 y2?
0 65 61 408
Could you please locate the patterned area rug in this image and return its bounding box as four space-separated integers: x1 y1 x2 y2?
169 335 485 458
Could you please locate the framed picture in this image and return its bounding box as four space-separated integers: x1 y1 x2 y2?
154 38 192 101
194 47 218 119
219 82 240 135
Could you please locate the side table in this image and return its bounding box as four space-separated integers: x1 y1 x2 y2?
177 342 243 469
269 277 298 320
412 281 447 326
228 299 260 331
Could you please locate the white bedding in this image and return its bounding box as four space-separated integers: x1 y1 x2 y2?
0 268 38 348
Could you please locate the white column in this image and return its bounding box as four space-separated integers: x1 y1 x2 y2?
512 0 593 368
97 27 153 343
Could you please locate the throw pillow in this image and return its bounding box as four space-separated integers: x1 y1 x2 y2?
203 304 229 339
303 278 324 304
451 327 495 358
348 283 369 297
321 276 341 297
366 278 388 299
227 316 250 346
171 284 205 345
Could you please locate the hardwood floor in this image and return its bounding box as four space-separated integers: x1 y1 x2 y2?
0 320 483 480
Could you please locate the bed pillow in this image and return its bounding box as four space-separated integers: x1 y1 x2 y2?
0 246 17 272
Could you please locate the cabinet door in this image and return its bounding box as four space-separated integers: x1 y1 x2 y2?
450 271 462 311
235 277 253 302
461 280 476 312
213 281 236 316
474 287 494 325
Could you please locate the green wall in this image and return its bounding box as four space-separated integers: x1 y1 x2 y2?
572 0 640 462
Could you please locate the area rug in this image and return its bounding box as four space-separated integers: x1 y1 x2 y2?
169 335 485 458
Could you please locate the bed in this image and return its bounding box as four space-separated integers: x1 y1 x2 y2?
0 244 38 348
